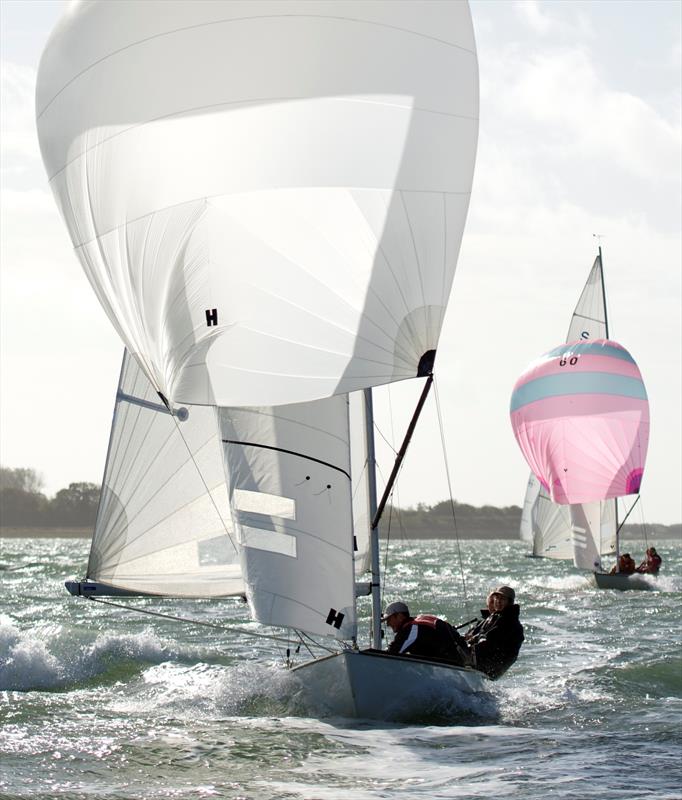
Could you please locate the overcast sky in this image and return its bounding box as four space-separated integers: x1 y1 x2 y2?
1 0 680 525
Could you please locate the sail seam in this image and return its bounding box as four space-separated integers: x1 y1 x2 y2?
38 14 476 119
399 190 429 358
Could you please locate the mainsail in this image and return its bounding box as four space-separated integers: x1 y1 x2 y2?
88 351 243 597
520 255 616 567
38 1 479 643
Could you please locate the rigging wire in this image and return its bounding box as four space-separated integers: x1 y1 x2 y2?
84 595 328 648
373 421 398 455
170 408 239 552
298 631 338 655
433 375 469 608
637 496 649 550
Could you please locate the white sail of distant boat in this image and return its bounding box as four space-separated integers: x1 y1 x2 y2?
38 0 488 717
520 254 617 570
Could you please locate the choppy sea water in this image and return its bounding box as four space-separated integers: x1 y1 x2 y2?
1 536 681 800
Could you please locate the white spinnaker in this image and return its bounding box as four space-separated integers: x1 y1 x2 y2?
520 254 616 562
219 397 356 639
36 0 478 407
88 351 243 597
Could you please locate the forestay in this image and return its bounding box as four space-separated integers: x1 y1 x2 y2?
88 351 243 597
36 0 479 407
220 397 356 640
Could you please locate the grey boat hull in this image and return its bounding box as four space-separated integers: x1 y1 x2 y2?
593 572 657 591
291 648 489 721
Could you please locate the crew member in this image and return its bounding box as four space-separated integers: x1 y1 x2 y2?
467 586 524 679
382 601 469 665
636 547 662 575
465 592 495 642
610 553 636 574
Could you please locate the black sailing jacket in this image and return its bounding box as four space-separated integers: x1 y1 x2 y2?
470 604 524 679
387 615 467 664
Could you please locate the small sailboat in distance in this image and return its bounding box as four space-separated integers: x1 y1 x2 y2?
511 321 652 589
38 0 490 718
518 252 655 590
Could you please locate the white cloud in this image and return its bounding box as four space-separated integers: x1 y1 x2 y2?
0 2 679 523
0 61 41 173
514 0 553 36
485 46 680 183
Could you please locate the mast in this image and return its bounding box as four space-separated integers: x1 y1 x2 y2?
599 245 620 570
364 389 381 649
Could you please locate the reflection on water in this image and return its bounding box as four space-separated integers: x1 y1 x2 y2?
1 537 681 799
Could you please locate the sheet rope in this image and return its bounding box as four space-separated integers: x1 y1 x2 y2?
85 595 340 650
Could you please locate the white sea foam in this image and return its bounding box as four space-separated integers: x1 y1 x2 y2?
0 623 180 691
261 721 526 799
525 574 594 592
0 622 63 691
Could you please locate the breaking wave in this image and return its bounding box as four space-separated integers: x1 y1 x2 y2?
0 622 178 691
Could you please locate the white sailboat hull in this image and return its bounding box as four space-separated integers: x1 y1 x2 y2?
291 649 489 721
593 573 656 591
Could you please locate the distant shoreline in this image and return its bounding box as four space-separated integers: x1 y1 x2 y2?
1 526 679 542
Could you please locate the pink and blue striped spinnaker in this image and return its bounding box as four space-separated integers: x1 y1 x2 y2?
510 339 649 505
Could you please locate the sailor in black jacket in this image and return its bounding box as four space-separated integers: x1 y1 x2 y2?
468 585 524 679
382 601 469 665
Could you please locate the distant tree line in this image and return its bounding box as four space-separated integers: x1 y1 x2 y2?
382 500 681 541
0 466 99 528
382 500 524 540
1 465 679 538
